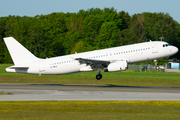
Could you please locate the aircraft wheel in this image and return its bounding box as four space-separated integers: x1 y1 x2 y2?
156 66 160 70
96 74 102 80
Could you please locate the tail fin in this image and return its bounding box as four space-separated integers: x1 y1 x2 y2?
3 37 39 65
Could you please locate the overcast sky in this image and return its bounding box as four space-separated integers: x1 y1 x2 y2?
1 0 180 23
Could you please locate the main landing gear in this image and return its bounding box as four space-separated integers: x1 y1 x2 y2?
96 69 102 80
96 74 102 80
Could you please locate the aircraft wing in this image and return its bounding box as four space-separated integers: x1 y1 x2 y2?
75 58 110 69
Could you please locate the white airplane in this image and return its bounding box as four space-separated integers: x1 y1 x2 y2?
4 37 178 80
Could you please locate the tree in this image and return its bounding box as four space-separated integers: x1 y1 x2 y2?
116 29 138 46
95 22 120 49
82 14 104 46
118 11 131 30
0 18 5 63
71 40 86 54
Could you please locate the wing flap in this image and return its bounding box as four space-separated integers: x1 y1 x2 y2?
75 58 110 69
75 58 110 65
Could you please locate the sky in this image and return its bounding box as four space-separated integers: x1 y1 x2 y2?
0 0 180 23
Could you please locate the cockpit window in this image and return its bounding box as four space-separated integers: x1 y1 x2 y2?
168 44 171 46
163 44 171 47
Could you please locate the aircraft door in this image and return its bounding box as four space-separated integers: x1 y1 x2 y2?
151 43 158 53
39 61 45 72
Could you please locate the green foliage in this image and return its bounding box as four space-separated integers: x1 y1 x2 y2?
0 8 179 64
71 40 86 54
95 22 119 49
116 29 138 46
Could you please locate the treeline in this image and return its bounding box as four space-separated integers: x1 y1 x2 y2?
0 8 180 64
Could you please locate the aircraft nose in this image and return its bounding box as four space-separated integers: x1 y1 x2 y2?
174 46 179 54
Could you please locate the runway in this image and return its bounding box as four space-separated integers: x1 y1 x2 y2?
0 84 180 101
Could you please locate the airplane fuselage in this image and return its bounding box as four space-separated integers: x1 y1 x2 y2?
6 40 178 76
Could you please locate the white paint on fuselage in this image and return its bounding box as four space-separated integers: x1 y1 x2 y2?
23 41 178 75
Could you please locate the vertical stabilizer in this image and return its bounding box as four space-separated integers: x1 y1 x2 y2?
3 37 39 65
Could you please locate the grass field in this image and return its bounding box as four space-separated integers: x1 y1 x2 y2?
0 64 180 87
0 101 180 120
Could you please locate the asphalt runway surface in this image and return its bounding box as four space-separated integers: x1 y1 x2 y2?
0 84 180 101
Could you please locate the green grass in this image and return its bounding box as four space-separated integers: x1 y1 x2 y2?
0 91 12 95
1 64 180 87
0 101 180 120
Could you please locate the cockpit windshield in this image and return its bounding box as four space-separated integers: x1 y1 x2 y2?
163 44 171 47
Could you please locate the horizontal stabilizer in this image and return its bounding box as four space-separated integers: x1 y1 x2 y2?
8 66 29 69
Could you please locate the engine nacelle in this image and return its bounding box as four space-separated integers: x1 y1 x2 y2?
104 60 128 72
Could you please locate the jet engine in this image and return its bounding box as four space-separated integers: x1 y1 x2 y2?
104 60 128 72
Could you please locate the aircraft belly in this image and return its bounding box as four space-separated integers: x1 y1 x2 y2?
27 66 41 74
44 63 81 75
58 65 80 74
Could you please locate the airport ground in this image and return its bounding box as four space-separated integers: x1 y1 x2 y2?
0 64 180 119
0 101 180 120
0 64 180 87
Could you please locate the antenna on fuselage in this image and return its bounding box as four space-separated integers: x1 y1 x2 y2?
159 37 164 41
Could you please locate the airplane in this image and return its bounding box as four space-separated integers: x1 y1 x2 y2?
4 37 178 80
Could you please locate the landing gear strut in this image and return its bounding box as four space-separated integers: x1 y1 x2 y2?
154 59 160 70
96 69 102 80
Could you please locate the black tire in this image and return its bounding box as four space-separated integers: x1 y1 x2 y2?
156 66 160 70
96 74 102 80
